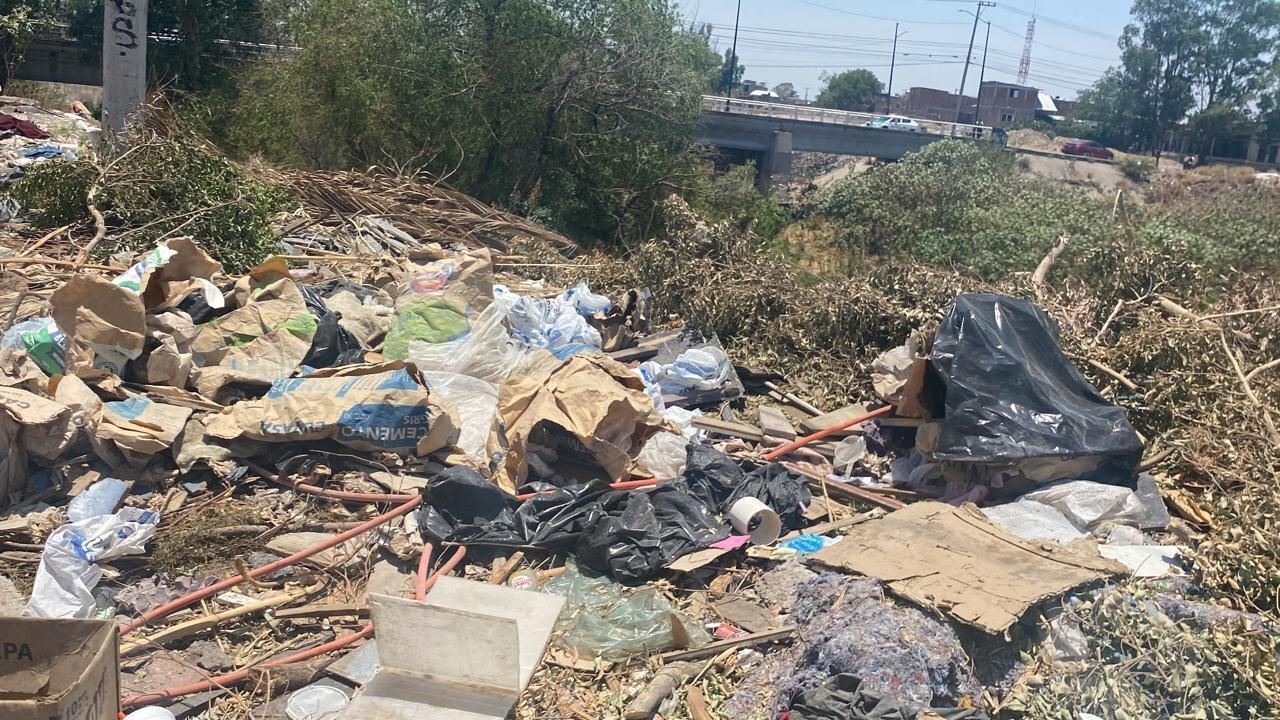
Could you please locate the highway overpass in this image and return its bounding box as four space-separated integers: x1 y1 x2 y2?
697 97 990 188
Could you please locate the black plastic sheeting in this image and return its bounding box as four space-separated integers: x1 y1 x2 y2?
420 447 811 581
302 311 364 368
928 294 1142 468
788 674 989 720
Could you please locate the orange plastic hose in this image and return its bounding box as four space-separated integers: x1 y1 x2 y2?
120 495 422 636
762 405 894 461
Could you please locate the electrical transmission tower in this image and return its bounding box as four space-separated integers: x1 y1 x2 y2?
1016 15 1035 85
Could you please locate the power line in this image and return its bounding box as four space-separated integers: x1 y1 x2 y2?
994 3 1118 42
791 0 970 25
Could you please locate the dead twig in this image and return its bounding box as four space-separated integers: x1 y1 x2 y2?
1032 235 1070 299
1219 331 1280 447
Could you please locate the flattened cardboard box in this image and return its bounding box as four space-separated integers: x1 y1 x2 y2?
0 616 119 720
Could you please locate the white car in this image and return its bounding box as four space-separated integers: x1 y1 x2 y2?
864 115 923 133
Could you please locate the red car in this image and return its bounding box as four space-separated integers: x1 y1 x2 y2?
1061 140 1115 160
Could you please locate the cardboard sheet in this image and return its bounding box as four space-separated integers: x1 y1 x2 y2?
810 501 1125 634
496 353 667 494
49 275 147 375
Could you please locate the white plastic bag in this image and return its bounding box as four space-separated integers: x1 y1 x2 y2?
25 507 160 618
1021 480 1147 530
558 281 612 316
636 431 688 480
422 371 498 463
407 303 531 383
982 500 1088 544
493 285 602 353
639 347 731 395
67 477 129 522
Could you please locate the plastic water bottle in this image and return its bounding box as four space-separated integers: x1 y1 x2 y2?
67 477 128 522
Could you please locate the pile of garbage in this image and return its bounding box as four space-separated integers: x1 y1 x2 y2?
2 209 1246 718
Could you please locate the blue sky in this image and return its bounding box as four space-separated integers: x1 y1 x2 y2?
678 0 1134 100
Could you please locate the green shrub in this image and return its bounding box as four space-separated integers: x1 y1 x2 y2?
6 135 291 273
1119 157 1156 182
812 141 1110 279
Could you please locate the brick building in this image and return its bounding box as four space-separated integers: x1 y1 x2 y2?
900 87 975 122
975 81 1038 128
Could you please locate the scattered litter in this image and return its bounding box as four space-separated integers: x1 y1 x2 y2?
1098 545 1185 577
981 500 1087 544
25 508 160 618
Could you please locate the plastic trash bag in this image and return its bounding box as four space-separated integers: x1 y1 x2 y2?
407 303 532 383
542 560 707 660
419 467 728 581
0 317 66 375
981 500 1088 544
302 311 364 369
928 294 1142 479
25 507 160 618
637 346 732 396
1021 480 1148 530
422 371 498 462
674 445 813 531
493 285 602 352
67 477 129 523
636 431 689 480
559 281 612 317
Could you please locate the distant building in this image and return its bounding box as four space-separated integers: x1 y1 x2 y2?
901 87 975 122
740 79 769 94
975 81 1038 128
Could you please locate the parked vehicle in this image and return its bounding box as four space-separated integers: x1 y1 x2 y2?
864 115 923 133
1061 140 1114 160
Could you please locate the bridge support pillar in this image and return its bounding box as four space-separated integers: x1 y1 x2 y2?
757 130 793 192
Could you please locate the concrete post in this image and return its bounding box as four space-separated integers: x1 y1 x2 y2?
756 130 793 192
102 0 147 139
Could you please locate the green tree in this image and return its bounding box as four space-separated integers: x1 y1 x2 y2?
231 0 711 243
815 69 882 112
1122 0 1202 155
773 82 798 100
0 0 54 87
718 49 744 94
1193 0 1280 110
66 0 270 92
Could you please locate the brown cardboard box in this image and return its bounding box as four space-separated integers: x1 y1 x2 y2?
0 617 120 720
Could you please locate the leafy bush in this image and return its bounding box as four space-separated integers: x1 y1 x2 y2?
687 164 792 241
7 133 291 273
1119 157 1156 182
812 141 1110 279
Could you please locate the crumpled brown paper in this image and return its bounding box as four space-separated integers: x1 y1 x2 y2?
496 353 667 494
190 263 316 400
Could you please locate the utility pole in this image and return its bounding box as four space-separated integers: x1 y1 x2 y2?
887 23 907 108
103 0 148 141
973 20 991 124
954 1 995 124
721 0 743 99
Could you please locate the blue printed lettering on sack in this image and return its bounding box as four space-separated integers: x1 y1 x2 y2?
105 396 152 420
266 368 420 400
336 403 434 449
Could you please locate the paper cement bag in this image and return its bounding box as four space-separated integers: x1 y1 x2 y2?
0 386 77 462
496 353 667 494
383 249 494 360
204 363 459 456
0 409 25 503
190 274 317 400
97 396 193 455
134 237 224 311
49 276 147 376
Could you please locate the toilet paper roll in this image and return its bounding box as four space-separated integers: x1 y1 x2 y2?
728 496 782 545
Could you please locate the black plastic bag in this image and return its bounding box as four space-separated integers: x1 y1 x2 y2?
676 445 812 531
302 311 364 368
418 467 524 545
576 486 729 582
928 294 1142 471
728 463 812 532
418 469 728 582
